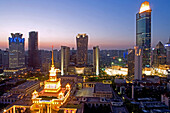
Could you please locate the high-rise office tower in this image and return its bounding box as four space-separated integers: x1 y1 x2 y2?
61 46 70 75
9 33 25 69
165 38 170 65
76 34 88 65
136 1 152 67
134 46 143 80
0 49 9 69
93 46 100 75
3 50 9 69
152 41 166 67
128 49 135 77
88 50 93 65
39 50 51 72
53 49 59 67
28 31 39 69
70 48 77 64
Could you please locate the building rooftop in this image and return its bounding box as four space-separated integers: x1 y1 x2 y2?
139 1 151 13
12 80 40 90
155 41 165 49
94 83 112 93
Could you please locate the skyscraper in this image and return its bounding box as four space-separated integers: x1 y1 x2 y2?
28 31 39 69
93 46 100 75
0 49 9 69
134 46 143 80
152 41 166 67
165 38 170 65
88 50 93 65
76 34 88 65
128 49 135 78
136 1 152 67
9 33 25 69
61 46 70 75
53 49 59 68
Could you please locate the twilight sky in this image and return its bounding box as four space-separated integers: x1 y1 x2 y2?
0 0 170 50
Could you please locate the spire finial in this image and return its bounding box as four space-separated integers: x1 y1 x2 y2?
52 45 54 67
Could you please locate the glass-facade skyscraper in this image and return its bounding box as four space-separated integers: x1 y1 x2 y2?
28 31 39 69
9 33 25 69
136 1 151 67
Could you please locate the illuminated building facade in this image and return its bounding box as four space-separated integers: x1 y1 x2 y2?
134 46 143 80
8 33 25 69
76 34 88 65
165 38 170 65
152 41 166 67
61 46 70 75
93 46 100 75
136 1 152 67
28 31 39 69
31 47 71 112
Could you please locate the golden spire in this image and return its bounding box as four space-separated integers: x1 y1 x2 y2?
139 1 151 13
52 45 54 67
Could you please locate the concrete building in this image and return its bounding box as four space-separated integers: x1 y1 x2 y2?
93 83 113 98
8 33 25 69
0 80 40 104
28 31 39 69
76 34 88 65
134 46 143 80
93 46 100 75
61 46 70 75
136 1 152 67
10 80 40 95
165 38 170 65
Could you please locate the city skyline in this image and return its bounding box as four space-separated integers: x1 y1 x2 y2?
0 0 170 50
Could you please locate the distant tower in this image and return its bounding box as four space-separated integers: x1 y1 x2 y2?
53 49 58 67
9 33 25 69
61 46 70 75
136 1 152 67
87 51 93 65
152 41 166 67
128 49 135 77
134 46 143 80
165 38 170 65
28 31 39 69
76 34 88 65
93 46 100 75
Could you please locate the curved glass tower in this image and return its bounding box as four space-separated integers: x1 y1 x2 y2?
136 1 152 67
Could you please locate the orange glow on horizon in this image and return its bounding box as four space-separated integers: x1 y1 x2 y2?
139 1 151 13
